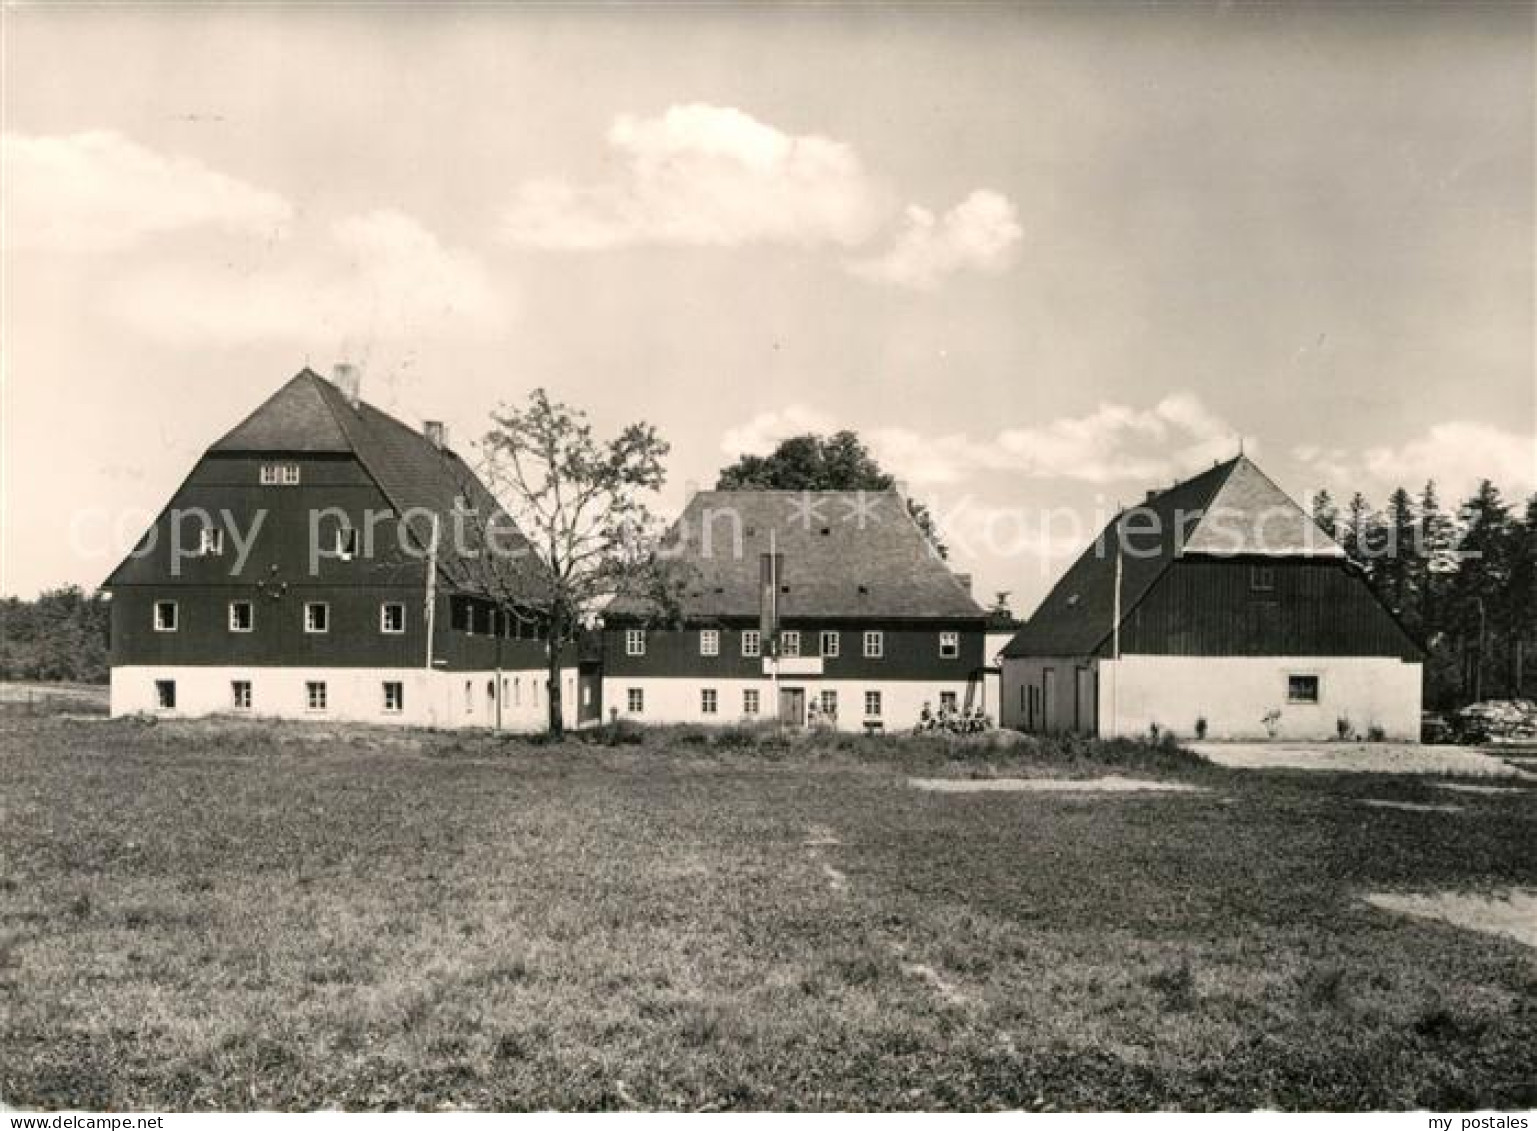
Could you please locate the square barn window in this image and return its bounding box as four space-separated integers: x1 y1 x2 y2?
863 631 884 659
626 629 646 656
280 465 300 485
700 629 720 656
741 630 761 658
228 601 253 632
154 680 176 710
779 630 801 658
304 603 329 633
380 602 405 633
939 631 959 659
1287 674 1320 704
153 600 178 632
306 681 328 712
231 680 252 711
627 687 644 714
701 688 718 715
383 681 404 714
743 688 760 715
820 631 840 658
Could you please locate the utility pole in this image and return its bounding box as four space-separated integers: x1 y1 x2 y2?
1108 508 1124 738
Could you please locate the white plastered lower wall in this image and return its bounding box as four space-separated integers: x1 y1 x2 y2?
599 675 983 731
1096 654 1422 741
110 665 580 731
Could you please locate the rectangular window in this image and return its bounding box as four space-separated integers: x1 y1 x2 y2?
228 601 253 632
231 680 252 711
1251 565 1276 591
741 630 761 658
335 528 358 560
304 603 329 633
625 628 646 656
863 631 884 659
383 681 404 713
700 629 720 656
820 631 840 658
199 527 224 556
280 464 300 485
819 689 839 717
155 680 176 710
940 691 958 711
153 600 178 632
780 630 801 658
701 688 718 715
743 688 760 715
627 687 644 714
260 463 300 485
380 602 405 633
1287 674 1320 704
305 681 327 711
259 464 279 485
864 690 883 717
939 631 959 659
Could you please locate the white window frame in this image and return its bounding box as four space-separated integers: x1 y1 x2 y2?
741 630 761 658
259 464 279 485
820 689 839 716
864 690 882 718
383 681 404 714
280 464 301 485
939 631 959 659
304 602 330 634
939 690 958 711
153 600 178 632
780 630 801 658
198 527 225 556
625 629 646 656
1287 673 1321 704
334 527 358 561
701 688 718 715
743 688 760 715
820 631 840 658
380 602 405 634
231 680 252 711
154 680 176 710
627 687 644 714
863 630 884 659
700 629 720 657
228 601 254 633
305 681 327 712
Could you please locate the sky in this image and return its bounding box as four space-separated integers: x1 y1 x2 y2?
3 2 1533 613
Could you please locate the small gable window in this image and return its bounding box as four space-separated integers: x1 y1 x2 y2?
198 527 224 556
228 601 253 632
260 463 300 485
154 601 178 632
334 528 359 560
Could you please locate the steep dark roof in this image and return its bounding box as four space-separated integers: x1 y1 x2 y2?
608 489 984 621
1002 454 1344 658
108 368 541 594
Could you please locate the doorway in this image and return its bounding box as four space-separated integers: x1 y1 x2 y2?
778 687 805 726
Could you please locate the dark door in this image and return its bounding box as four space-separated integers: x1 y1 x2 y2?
779 687 805 726
1042 667 1056 733
578 669 602 725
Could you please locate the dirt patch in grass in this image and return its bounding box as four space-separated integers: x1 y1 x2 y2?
910 776 1208 794
1364 891 1537 949
1191 742 1534 779
1360 799 1464 814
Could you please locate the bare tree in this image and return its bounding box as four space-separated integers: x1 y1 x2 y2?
450 388 676 736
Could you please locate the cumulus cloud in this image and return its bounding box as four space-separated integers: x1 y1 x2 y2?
721 393 1240 489
501 104 892 250
2 130 292 253
109 208 507 345
1295 422 1536 498
847 190 1023 290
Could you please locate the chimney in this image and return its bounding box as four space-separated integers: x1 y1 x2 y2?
955 572 972 595
1145 488 1161 504
424 421 447 449
331 362 361 408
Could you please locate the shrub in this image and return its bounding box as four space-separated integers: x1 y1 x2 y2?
1194 716 1208 740
1336 715 1353 740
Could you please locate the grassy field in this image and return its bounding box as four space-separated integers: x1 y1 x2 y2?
1 711 1533 1111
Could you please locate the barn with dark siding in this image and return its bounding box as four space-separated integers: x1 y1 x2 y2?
103 366 582 729
602 489 988 729
999 454 1424 741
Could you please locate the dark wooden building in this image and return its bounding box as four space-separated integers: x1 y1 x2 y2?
1000 455 1423 740
103 366 579 728
602 489 988 729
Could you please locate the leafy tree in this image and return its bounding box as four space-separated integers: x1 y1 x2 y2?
716 430 949 558
0 586 110 683
1310 489 1339 539
467 388 676 736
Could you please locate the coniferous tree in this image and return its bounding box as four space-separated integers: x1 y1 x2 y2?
1450 480 1516 700
1377 487 1422 628
1310 489 1339 539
